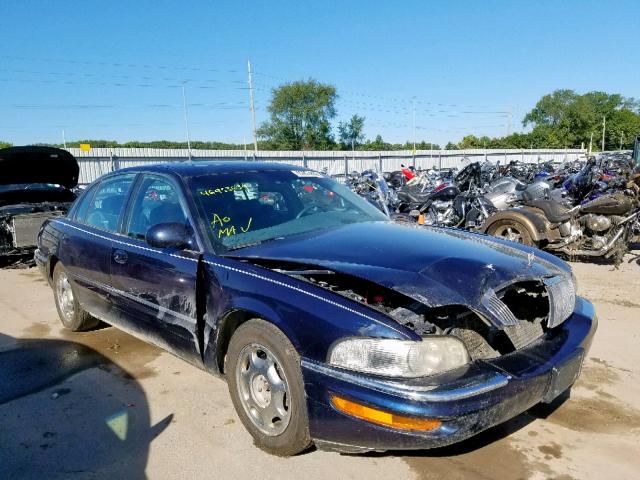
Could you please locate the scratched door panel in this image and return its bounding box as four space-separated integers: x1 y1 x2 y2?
109 238 200 358
108 174 201 359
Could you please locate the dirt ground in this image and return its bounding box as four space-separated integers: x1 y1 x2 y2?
0 250 639 480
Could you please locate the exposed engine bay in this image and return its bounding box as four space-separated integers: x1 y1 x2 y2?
0 146 79 267
247 258 554 362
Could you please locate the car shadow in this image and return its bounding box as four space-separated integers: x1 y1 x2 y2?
349 391 570 459
0 333 172 479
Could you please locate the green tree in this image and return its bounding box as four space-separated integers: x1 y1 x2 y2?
523 89 578 128
258 79 337 150
523 89 640 150
0 141 12 149
338 114 365 150
361 134 390 150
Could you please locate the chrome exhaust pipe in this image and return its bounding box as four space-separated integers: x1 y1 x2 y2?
556 227 625 257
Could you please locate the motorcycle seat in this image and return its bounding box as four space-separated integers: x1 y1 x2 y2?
398 189 431 204
526 199 573 223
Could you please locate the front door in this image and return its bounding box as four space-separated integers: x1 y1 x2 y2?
109 174 201 362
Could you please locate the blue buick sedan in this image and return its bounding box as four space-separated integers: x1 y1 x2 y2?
35 162 596 455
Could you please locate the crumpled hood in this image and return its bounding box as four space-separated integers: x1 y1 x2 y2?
225 222 571 325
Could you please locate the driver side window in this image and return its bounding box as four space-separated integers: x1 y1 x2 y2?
126 176 189 241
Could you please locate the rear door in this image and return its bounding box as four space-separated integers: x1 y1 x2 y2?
109 174 201 362
59 174 136 320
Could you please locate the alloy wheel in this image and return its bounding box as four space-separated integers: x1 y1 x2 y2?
55 271 75 321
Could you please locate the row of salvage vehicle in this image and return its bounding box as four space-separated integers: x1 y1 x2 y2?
347 145 640 265
0 145 598 456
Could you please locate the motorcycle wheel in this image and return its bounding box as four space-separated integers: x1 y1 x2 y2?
487 219 536 247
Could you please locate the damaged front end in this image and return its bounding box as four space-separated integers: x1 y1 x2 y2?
221 222 592 452
240 257 576 367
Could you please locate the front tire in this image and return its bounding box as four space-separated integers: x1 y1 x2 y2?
487 219 536 247
52 263 99 332
226 319 312 456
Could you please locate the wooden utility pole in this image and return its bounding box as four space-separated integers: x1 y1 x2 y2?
601 116 606 152
247 60 258 153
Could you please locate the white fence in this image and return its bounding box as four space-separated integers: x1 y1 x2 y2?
66 148 587 185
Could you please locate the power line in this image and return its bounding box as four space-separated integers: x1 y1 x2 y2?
252 72 509 110
1 102 248 110
0 55 240 74
0 68 245 85
0 76 248 90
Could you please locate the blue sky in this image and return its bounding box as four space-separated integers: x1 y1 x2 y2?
1 0 638 147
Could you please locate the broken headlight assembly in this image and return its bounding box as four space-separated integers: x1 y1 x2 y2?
328 337 470 378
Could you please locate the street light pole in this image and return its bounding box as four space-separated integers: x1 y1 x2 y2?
181 83 192 160
412 97 416 153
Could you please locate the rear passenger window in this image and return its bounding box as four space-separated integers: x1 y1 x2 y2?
84 175 135 233
125 176 188 241
72 184 98 223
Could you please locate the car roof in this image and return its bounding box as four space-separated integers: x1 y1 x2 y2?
111 161 310 178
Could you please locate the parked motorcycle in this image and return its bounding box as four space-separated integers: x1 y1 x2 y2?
347 170 399 217
482 167 640 263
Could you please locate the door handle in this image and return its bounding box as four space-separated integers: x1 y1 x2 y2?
113 249 128 265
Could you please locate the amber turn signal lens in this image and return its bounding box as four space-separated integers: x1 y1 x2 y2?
331 395 442 431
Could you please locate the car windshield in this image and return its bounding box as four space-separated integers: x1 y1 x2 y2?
189 169 388 252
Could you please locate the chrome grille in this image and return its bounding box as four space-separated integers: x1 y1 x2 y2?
544 276 576 328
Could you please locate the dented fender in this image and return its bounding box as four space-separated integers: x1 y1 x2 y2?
200 254 417 372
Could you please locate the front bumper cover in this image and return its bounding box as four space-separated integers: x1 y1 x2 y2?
301 297 597 452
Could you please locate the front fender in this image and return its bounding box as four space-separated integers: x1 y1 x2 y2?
200 255 416 372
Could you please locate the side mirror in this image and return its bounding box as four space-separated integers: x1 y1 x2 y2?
146 222 192 249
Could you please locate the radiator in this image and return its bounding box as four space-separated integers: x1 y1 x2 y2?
10 212 58 248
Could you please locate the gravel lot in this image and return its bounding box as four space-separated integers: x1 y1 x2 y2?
1 250 639 480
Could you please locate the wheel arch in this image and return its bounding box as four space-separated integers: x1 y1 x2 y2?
209 300 299 376
48 255 59 282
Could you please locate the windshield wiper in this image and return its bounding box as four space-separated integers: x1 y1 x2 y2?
225 236 285 251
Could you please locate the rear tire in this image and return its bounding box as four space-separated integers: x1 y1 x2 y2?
226 319 312 456
52 263 99 332
487 219 536 247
